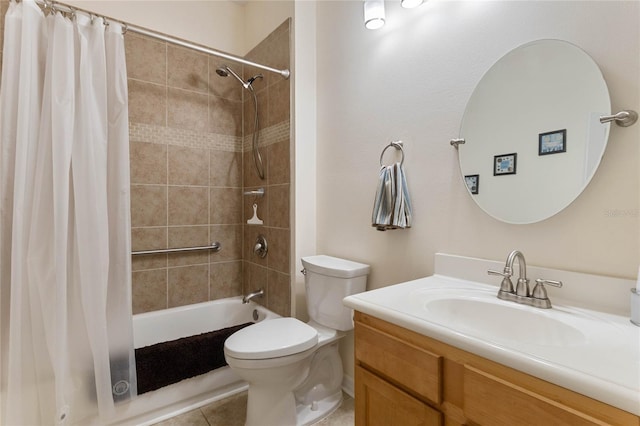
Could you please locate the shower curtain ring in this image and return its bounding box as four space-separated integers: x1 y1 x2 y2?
122 23 129 35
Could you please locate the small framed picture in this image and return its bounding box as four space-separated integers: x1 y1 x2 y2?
464 175 479 194
494 153 517 176
539 129 566 155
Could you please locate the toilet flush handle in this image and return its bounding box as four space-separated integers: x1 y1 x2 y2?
300 268 307 276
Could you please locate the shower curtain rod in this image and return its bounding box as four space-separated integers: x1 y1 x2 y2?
29 0 291 80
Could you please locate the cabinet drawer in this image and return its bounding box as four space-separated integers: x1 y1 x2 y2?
356 365 442 426
464 365 605 426
355 321 442 404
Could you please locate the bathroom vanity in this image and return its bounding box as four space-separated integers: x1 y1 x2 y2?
343 254 640 426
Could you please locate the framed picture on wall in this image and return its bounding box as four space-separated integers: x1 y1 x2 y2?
493 153 517 176
539 129 566 155
464 175 479 194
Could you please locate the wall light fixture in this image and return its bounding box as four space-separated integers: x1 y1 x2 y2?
401 0 424 8
364 0 386 30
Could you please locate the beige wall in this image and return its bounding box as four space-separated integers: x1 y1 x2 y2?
315 0 638 285
67 0 246 55
313 1 639 379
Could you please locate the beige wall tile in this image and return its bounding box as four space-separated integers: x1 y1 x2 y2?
268 184 289 229
265 28 290 87
210 187 242 224
0 2 6 54
130 141 167 185
128 80 166 126
168 186 209 226
210 150 242 187
267 140 290 185
168 145 209 186
268 269 291 317
267 227 289 274
132 253 167 272
132 269 167 314
210 261 243 300
167 88 208 132
168 265 209 307
131 185 167 227
168 46 208 93
267 79 290 127
242 261 267 305
167 225 210 266
243 90 268 135
209 95 242 136
125 34 166 85
131 226 167 251
209 58 243 102
210 225 242 261
243 149 268 189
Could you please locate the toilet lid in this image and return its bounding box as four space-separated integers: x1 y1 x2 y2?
224 318 318 360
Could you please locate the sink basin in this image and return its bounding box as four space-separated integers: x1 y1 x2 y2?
423 296 587 346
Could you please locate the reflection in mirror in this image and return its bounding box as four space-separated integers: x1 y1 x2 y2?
458 39 611 224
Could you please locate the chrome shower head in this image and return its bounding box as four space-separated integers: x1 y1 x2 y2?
216 65 250 89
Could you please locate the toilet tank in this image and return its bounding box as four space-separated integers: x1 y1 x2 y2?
302 255 370 331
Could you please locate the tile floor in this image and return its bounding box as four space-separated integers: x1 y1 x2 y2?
153 391 354 426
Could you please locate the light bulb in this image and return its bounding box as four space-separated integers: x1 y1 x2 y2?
364 0 385 30
401 0 424 8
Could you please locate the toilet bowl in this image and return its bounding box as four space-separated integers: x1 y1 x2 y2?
224 255 370 426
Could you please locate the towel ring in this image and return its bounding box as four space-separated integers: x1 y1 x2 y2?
379 141 404 167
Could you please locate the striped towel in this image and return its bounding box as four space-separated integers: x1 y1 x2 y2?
371 162 412 231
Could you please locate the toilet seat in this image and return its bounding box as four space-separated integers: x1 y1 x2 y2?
225 317 318 360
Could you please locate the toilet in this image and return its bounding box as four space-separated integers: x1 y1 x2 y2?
224 255 370 426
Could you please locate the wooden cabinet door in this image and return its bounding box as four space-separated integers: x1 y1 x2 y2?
464 365 612 426
356 365 442 426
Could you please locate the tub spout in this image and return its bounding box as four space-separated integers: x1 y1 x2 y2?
242 288 264 304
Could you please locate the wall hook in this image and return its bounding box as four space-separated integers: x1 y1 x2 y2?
599 110 638 127
450 138 466 149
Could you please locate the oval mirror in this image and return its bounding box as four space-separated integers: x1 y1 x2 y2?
458 39 611 224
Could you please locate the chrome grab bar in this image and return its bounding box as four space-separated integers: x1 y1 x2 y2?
131 242 221 256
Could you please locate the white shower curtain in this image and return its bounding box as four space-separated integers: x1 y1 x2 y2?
0 0 136 424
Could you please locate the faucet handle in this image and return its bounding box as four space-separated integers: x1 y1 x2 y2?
535 279 562 288
532 278 563 299
488 269 514 294
488 269 509 278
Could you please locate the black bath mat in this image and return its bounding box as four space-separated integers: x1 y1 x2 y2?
135 322 253 394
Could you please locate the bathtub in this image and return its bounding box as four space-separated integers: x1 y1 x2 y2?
96 297 279 426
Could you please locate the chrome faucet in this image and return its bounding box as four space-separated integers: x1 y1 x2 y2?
242 288 264 304
488 250 562 309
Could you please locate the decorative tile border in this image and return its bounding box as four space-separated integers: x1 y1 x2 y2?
129 122 242 152
243 119 291 152
129 119 290 152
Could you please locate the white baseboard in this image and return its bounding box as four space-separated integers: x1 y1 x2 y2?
341 374 354 398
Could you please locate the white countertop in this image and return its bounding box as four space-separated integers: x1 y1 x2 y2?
343 254 640 415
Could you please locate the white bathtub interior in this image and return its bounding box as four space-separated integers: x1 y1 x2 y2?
85 297 279 426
